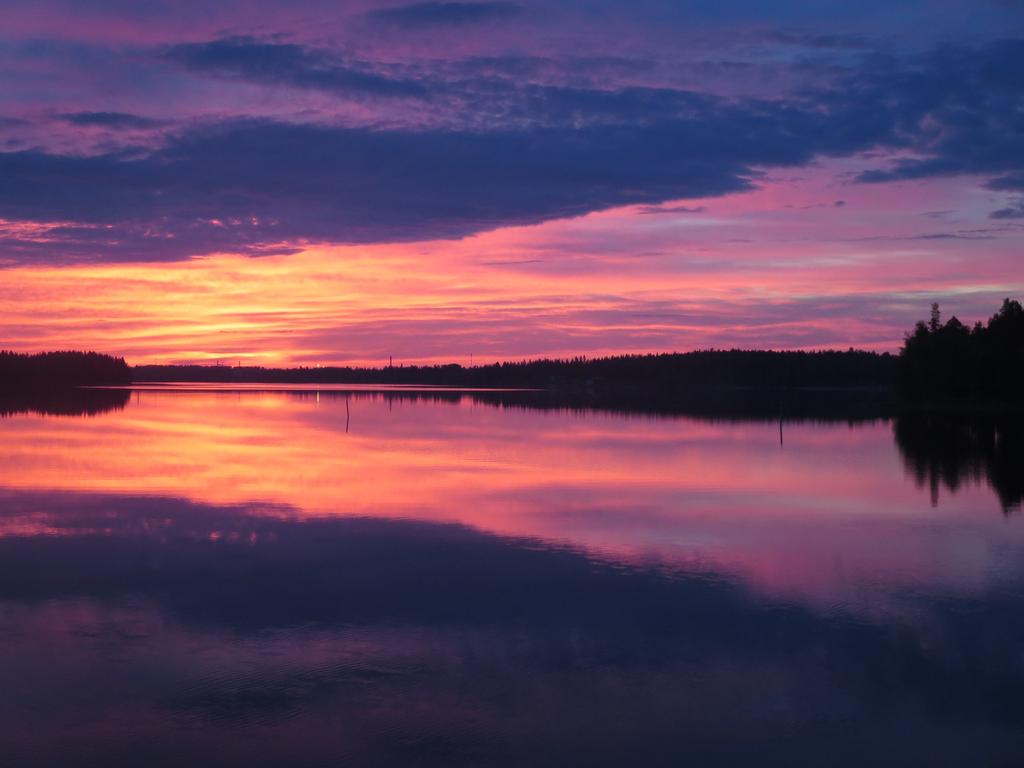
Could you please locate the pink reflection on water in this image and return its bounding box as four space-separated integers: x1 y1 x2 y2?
0 389 1019 617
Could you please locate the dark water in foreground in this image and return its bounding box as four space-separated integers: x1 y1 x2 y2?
1 386 1022 766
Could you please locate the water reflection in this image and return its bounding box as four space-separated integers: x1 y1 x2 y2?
0 389 1022 765
894 412 1024 514
2 489 1023 766
0 387 129 418
1 383 891 422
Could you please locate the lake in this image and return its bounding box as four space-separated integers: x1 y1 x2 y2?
1 386 1022 766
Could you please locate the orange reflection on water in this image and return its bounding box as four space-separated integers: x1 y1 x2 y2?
1 389 1020 615
0 389 894 517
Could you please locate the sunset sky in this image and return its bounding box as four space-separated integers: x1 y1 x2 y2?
1 0 1022 365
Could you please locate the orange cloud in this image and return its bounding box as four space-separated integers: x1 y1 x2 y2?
1 178 1021 366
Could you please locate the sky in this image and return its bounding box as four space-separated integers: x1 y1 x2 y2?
0 0 1022 365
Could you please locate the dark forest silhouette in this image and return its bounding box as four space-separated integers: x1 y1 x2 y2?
0 351 131 392
899 299 1024 403
1 298 1019 410
135 349 898 395
130 297 1022 403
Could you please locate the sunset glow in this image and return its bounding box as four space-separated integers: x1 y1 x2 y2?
2 5 1024 764
2 186 1021 365
1 2 1022 363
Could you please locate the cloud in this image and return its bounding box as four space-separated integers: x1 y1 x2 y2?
791 200 847 210
909 232 997 240
0 117 765 262
367 2 524 27
164 37 428 99
852 40 1024 187
986 172 1024 191
990 198 1024 219
638 204 708 214
1 39 1021 265
5 67 925 265
768 30 871 49
57 111 165 129
161 39 691 125
0 51 965 265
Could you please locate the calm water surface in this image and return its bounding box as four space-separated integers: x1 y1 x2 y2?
1 387 1022 766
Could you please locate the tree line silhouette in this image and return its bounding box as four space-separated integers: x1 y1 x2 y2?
899 298 1024 403
135 349 898 394
0 350 131 392
2 298 1019 408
